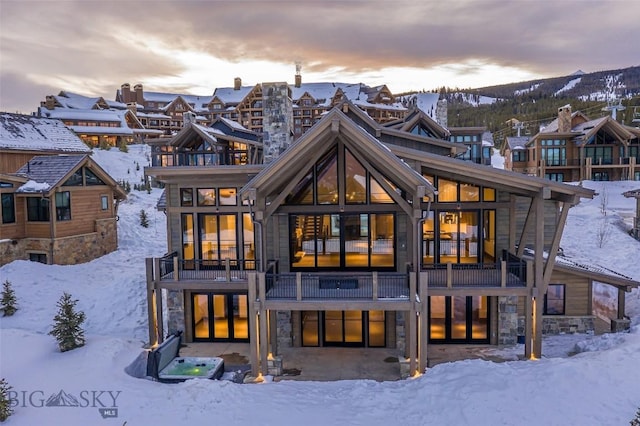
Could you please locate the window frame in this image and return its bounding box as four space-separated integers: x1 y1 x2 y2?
1 193 16 224
544 284 566 315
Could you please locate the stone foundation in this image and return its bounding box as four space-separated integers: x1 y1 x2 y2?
395 311 406 355
276 311 292 349
611 318 631 332
0 218 118 266
498 296 518 345
267 355 283 376
166 289 185 336
517 315 595 337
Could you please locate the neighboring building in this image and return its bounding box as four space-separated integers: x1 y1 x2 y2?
502 104 640 182
623 187 640 240
0 113 126 266
0 154 126 266
0 112 91 174
38 91 161 146
143 102 625 379
113 76 410 140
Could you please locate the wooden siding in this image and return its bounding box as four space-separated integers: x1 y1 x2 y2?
517 270 591 316
55 186 116 238
1 152 42 174
513 196 559 250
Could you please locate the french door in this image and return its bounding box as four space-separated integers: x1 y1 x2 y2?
428 296 490 343
192 293 249 342
301 310 386 347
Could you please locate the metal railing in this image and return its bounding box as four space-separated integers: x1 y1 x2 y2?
158 257 257 281
265 272 409 301
421 254 527 288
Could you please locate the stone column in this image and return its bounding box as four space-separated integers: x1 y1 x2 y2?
498 296 518 345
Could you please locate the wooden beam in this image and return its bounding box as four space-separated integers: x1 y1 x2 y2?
525 260 534 358
533 194 545 358
517 198 535 257
263 300 414 311
542 201 570 288
618 288 626 320
146 258 158 346
248 273 259 377
509 195 517 252
419 271 429 373
409 273 417 376
259 273 268 376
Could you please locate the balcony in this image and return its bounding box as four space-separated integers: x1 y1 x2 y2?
264 272 409 301
156 256 256 283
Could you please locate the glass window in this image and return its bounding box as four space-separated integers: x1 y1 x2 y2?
85 169 105 185
27 197 49 221
483 188 496 202
286 169 314 204
181 188 193 207
438 178 457 202
63 170 83 186
2 194 15 223
345 149 366 204
199 214 237 260
56 192 71 221
316 148 338 204
182 214 195 260
29 253 47 264
242 213 255 261
197 189 216 206
370 176 394 204
219 188 237 206
101 195 108 210
459 183 480 202
544 284 565 315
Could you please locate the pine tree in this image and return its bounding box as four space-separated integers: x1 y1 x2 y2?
48 292 86 352
140 209 149 228
1 280 17 317
118 139 128 153
631 407 640 426
0 378 13 422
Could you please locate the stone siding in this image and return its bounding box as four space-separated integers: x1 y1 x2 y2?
0 218 118 266
498 296 518 345
166 289 185 336
517 315 595 337
276 311 292 349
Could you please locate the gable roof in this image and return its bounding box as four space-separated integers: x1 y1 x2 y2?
0 113 91 153
13 154 126 199
383 106 450 140
240 107 436 206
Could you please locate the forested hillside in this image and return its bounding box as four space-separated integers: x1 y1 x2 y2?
429 65 640 142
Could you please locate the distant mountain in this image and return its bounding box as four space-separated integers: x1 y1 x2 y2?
437 65 640 138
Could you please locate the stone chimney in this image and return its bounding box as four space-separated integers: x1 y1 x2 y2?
127 102 137 114
234 77 242 91
183 111 196 124
557 104 572 133
121 83 131 103
295 74 301 88
134 84 144 106
45 95 56 110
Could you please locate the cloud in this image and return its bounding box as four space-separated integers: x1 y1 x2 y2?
1 0 638 112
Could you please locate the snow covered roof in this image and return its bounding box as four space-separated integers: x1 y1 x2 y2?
14 154 87 190
0 113 91 153
212 86 255 105
623 188 640 198
39 107 124 123
53 91 126 110
505 136 530 150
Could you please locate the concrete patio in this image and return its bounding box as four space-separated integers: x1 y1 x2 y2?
178 341 517 382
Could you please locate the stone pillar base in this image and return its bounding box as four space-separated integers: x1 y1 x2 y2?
267 355 283 376
611 318 631 333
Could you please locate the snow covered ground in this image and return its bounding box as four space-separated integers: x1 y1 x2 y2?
1 145 639 425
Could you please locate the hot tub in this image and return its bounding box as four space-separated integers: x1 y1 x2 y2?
159 356 224 381
147 332 224 383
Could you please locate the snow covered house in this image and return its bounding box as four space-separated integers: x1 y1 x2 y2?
144 101 620 378
0 113 126 266
38 91 162 146
504 104 640 182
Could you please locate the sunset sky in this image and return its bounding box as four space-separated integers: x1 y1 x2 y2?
1 0 638 114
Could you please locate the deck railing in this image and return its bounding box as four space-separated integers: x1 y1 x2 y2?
158 257 257 281
265 272 409 301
